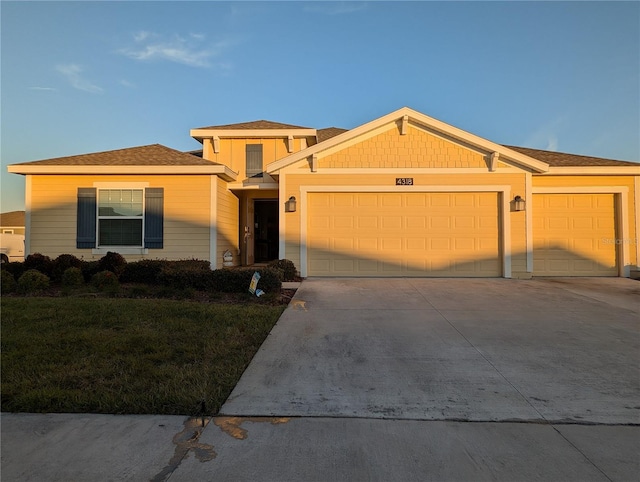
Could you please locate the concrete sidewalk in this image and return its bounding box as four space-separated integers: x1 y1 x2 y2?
2 413 638 481
2 278 639 481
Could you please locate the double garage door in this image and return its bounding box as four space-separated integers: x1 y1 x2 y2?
306 192 619 277
307 192 501 277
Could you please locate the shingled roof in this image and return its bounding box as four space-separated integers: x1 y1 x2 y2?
0 211 25 227
317 127 349 143
10 144 219 166
195 120 312 130
504 145 638 167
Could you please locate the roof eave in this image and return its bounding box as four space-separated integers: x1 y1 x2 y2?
540 166 640 175
7 164 239 181
190 128 317 141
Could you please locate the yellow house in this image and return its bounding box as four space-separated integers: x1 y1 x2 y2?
8 107 640 278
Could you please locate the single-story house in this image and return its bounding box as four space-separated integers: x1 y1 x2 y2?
8 107 640 278
0 211 26 235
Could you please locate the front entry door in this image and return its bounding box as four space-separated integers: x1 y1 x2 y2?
254 200 279 263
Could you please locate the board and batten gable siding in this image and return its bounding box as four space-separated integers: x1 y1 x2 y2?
281 171 527 277
204 138 305 180
215 177 240 268
28 175 212 261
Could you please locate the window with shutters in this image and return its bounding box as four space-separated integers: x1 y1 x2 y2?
77 187 163 250
246 144 263 178
98 189 143 246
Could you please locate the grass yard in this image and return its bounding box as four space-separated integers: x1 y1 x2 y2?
1 297 285 415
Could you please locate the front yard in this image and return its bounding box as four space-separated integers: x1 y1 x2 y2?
1 297 285 415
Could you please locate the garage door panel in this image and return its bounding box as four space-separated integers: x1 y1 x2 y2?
533 194 617 277
308 192 500 277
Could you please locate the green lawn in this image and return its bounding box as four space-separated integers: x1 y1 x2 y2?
1 297 285 415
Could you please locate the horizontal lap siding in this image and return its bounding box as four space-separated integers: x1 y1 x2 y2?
29 175 211 261
216 178 239 268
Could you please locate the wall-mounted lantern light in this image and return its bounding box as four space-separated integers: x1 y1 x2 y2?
513 195 526 212
285 196 297 213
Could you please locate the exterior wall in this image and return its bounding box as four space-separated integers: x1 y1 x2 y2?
532 175 638 268
282 171 527 277
318 125 489 169
29 175 212 261
205 138 305 180
216 178 240 268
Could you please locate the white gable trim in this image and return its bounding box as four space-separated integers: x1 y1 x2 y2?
268 107 549 174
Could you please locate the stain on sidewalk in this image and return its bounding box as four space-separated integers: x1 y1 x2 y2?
214 416 290 440
151 417 217 482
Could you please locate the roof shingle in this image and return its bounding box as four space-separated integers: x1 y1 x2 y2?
504 145 638 167
11 144 218 167
196 120 312 130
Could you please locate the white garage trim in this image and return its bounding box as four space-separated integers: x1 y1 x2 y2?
526 172 533 273
532 186 630 277
299 185 512 278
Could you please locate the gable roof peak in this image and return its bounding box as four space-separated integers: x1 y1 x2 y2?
195 119 313 130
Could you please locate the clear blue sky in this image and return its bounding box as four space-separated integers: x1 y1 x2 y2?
2 1 638 212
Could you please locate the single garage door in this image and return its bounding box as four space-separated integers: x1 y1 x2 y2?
307 192 501 277
532 193 617 276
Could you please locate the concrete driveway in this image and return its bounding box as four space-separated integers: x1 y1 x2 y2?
221 278 640 424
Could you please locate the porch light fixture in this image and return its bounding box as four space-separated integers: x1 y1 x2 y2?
285 196 297 213
513 195 526 212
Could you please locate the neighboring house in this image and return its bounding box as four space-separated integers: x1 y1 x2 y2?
7 107 640 278
0 211 26 235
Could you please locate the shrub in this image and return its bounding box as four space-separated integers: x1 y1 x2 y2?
157 265 213 291
267 259 298 281
1 261 26 280
211 267 282 294
52 254 83 281
17 269 50 294
91 270 120 293
1 269 17 294
121 259 165 284
98 252 127 278
81 260 101 283
23 253 53 277
61 267 84 288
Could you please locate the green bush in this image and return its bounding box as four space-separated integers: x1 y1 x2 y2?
61 267 84 288
211 267 282 294
121 259 165 284
52 254 83 281
267 259 298 281
17 269 50 294
157 265 213 291
24 253 53 277
1 269 17 294
98 252 127 278
81 260 101 283
91 270 120 293
1 261 26 280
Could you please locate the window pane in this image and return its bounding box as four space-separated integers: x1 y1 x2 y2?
98 189 143 217
99 219 142 246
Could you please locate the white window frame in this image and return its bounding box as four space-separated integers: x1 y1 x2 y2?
96 188 145 249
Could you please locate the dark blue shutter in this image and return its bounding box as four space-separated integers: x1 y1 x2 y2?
77 188 97 248
144 188 164 249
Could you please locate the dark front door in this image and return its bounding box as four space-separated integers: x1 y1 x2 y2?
254 200 279 263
